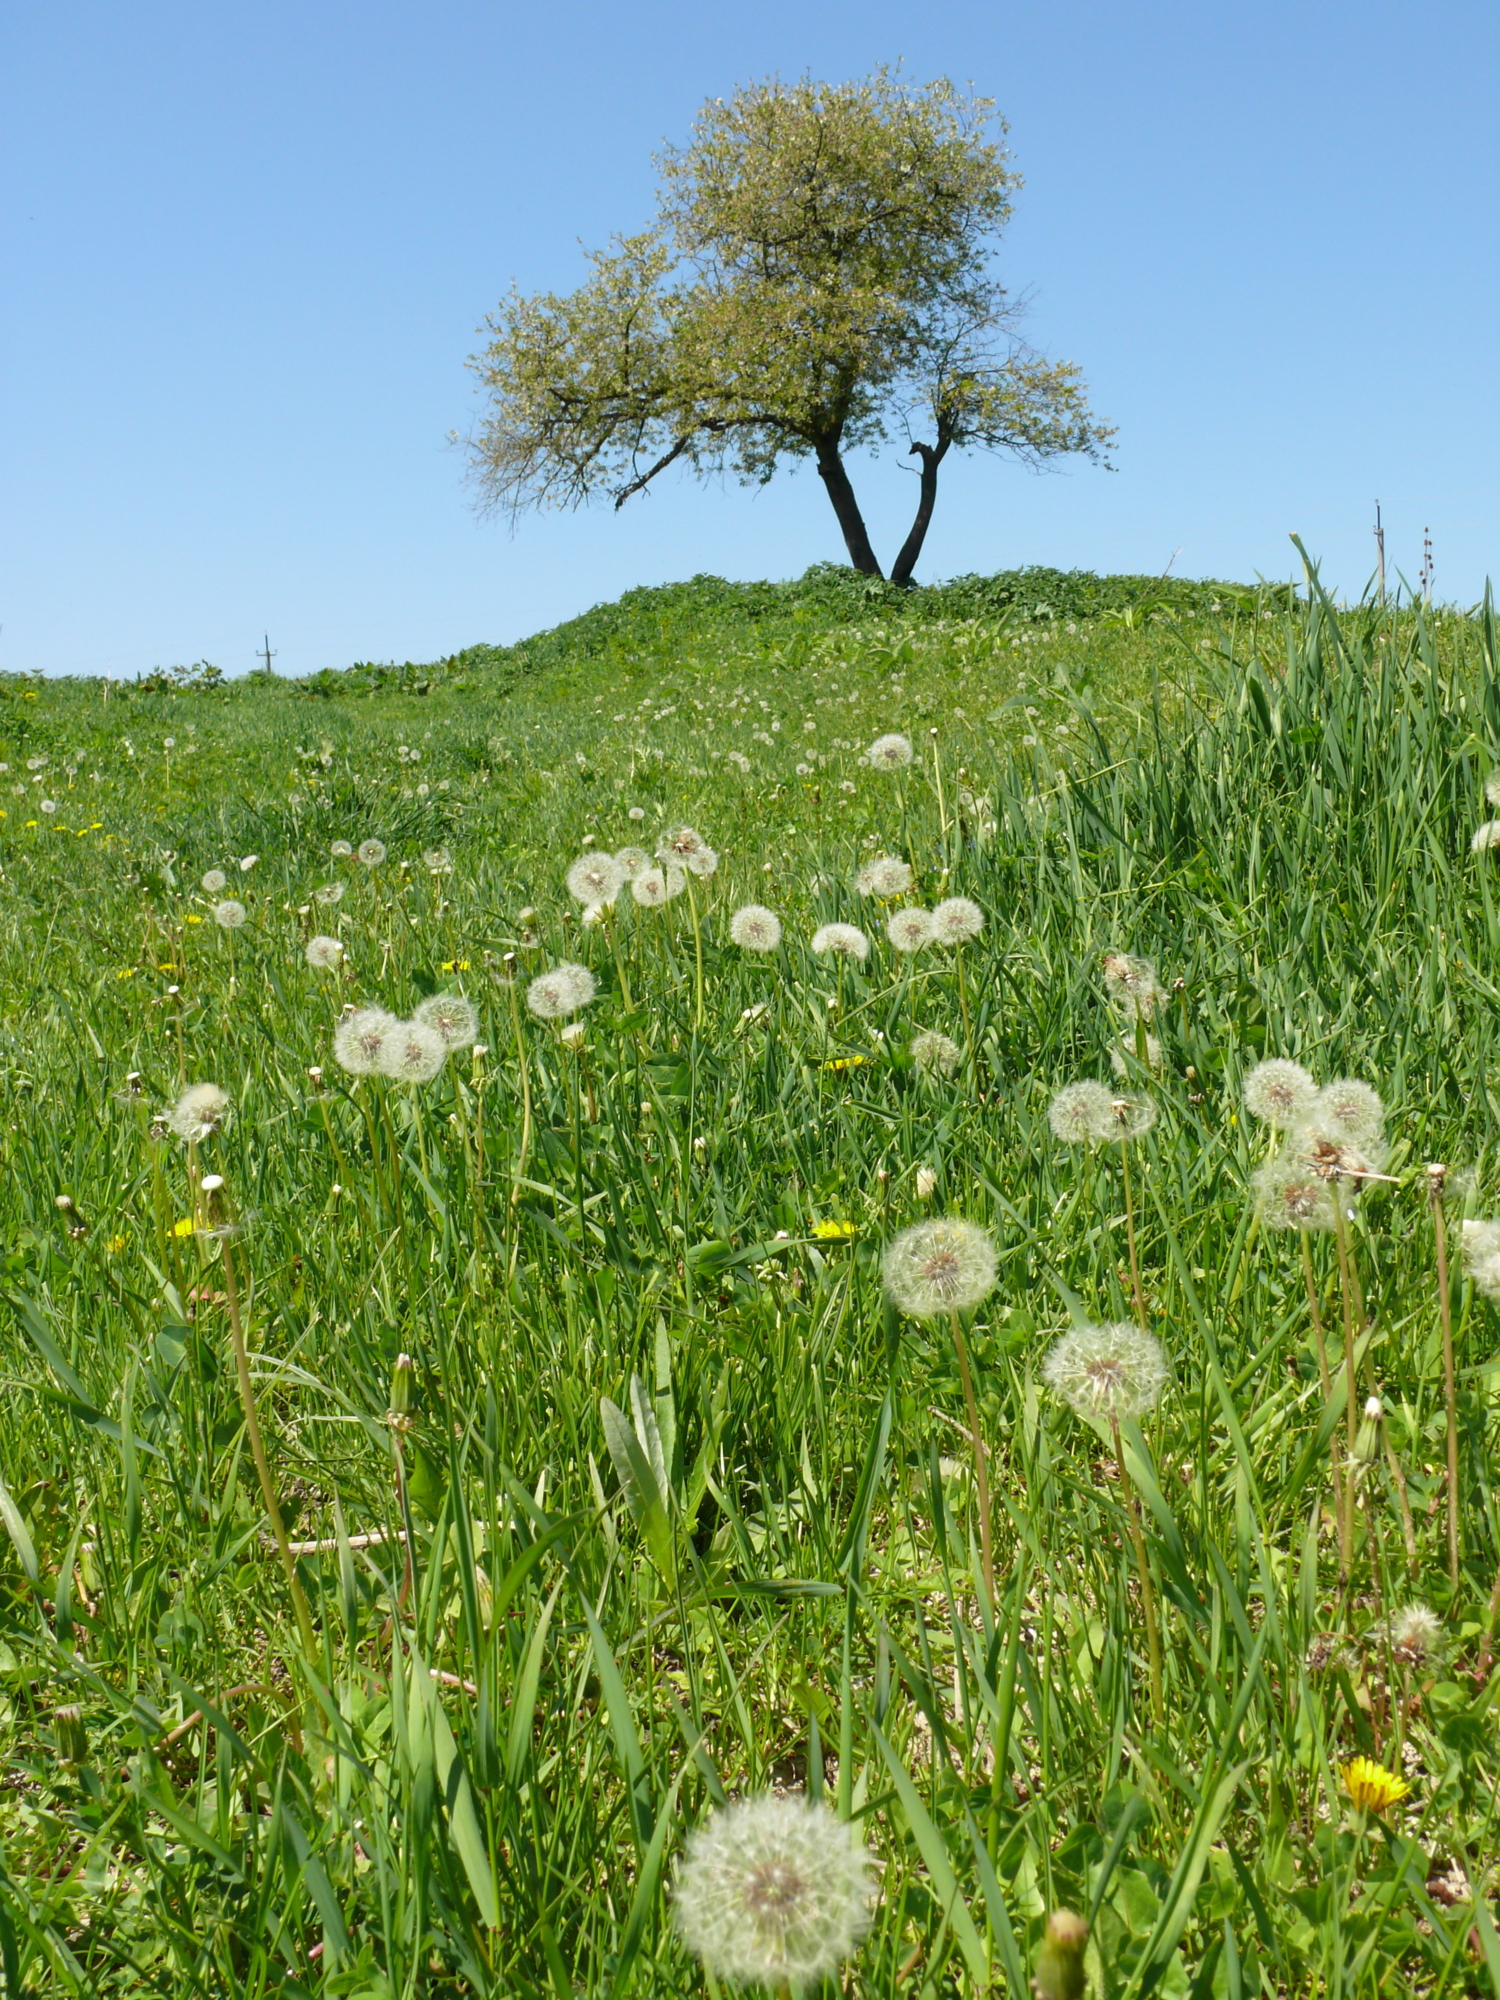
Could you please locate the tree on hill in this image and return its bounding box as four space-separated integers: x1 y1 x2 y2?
464 72 1114 586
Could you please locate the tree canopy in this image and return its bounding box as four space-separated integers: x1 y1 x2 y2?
465 72 1114 585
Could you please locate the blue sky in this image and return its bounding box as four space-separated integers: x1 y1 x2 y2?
2 0 1495 678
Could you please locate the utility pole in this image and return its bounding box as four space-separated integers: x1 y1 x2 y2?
1420 528 1433 607
1373 502 1386 606
257 634 277 677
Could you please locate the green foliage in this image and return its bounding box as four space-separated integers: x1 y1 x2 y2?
467 71 1112 581
0 567 1496 1995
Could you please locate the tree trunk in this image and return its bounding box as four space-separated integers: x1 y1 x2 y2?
815 444 884 578
890 436 952 588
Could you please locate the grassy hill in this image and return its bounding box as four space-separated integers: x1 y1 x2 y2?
1 566 1498 1997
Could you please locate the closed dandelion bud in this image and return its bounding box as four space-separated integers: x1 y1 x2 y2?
1033 1909 1089 2000
1353 1393 1384 1464
389 1353 416 1420
53 1705 88 1769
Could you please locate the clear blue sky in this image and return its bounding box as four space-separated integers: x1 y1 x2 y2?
3 1 1495 678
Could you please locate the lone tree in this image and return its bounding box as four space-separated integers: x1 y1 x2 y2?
465 72 1113 585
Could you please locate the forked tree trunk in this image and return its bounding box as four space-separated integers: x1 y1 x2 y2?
815 444 884 578
890 435 952 588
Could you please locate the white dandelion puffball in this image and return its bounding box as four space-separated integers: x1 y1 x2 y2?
657 824 709 862
867 732 914 770
1048 1080 1116 1144
168 1082 232 1143
1253 1154 1336 1232
1243 1058 1319 1127
811 923 870 961
1472 821 1500 853
614 846 652 881
200 868 228 894
527 962 597 1020
685 846 719 879
1102 951 1167 1020
377 1019 448 1084
1096 1094 1157 1142
357 838 387 868
632 864 685 908
1308 1078 1384 1147
673 1794 874 1993
415 993 479 1049
213 899 247 930
882 1218 997 1319
1461 1219 1500 1301
729 904 782 952
305 935 344 970
1110 1033 1163 1076
423 846 453 873
910 1029 961 1077
567 852 624 906
333 1005 400 1076
855 855 913 898
1485 771 1500 809
931 896 984 944
886 907 935 953
330 839 354 858
315 881 345 905
1044 1322 1168 1423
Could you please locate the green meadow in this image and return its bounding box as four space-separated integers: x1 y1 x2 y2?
1 559 1499 1997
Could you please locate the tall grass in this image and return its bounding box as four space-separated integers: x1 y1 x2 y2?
0 569 1496 1995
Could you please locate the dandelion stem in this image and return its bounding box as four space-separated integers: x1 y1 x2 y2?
1302 1235 1346 1562
603 905 634 1015
1120 1140 1148 1332
1110 1414 1163 1727
216 1201 318 1663
504 962 533 1210
948 1309 996 1611
955 948 974 1055
1333 1192 1359 1581
1427 1166 1461 1588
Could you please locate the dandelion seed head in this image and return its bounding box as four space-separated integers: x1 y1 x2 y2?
910 1029 961 1077
357 838 386 868
882 1218 997 1319
423 846 453 873
1097 1094 1157 1142
331 840 354 858
614 846 651 880
212 899 247 930
168 1082 232 1143
915 1166 938 1198
1485 771 1500 809
729 904 782 952
1461 1219 1500 1299
1307 1079 1385 1147
305 935 344 970
855 855 912 898
673 1794 874 1992
377 1020 447 1083
1378 1602 1445 1670
886 907 935 953
526 963 597 1020
333 1005 400 1076
1253 1154 1337 1231
415 993 479 1048
1244 1058 1319 1127
567 852 624 906
931 897 984 943
867 732 914 770
632 864 685 907
1472 820 1500 853
200 868 227 894
1043 1322 1168 1423
811 922 870 961
685 846 719 878
315 881 345 905
1102 951 1167 1020
657 824 707 862
1048 1079 1115 1144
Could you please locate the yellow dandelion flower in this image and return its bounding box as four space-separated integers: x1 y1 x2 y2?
114 967 136 980
812 1220 858 1240
823 1055 868 1072
185 914 203 925
172 1218 196 1239
1341 1757 1410 1813
107 1234 128 1254
440 959 472 972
